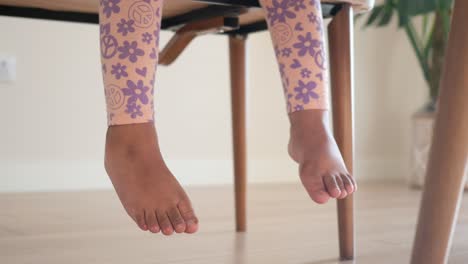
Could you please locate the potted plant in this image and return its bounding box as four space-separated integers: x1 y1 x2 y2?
360 0 466 188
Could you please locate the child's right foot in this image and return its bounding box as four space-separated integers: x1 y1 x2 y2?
104 123 198 235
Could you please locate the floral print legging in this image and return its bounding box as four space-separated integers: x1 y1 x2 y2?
100 0 328 125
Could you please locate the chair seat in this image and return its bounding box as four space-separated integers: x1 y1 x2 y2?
324 0 374 12
0 0 373 17
0 0 373 29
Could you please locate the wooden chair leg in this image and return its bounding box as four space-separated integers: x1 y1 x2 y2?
229 34 247 232
328 5 355 260
411 1 468 263
159 17 239 66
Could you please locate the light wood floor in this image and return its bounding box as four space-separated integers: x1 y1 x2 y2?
1 182 468 264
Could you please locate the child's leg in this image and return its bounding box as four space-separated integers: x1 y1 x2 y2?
259 0 356 203
100 0 198 235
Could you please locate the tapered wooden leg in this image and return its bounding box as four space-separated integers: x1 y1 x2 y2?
411 1 468 263
328 5 355 260
229 34 247 232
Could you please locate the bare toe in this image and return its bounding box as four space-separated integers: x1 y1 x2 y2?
134 211 148 231
168 207 186 233
157 210 174 236
335 175 348 199
178 201 199 234
348 174 358 191
145 210 160 233
324 174 341 198
341 174 355 194
308 189 331 204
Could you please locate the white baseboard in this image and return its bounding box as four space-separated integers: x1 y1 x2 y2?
0 157 406 192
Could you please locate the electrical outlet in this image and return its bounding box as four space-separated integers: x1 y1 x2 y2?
0 56 16 82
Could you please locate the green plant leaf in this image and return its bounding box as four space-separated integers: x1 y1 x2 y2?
397 0 438 26
405 0 438 15
364 5 384 27
423 25 434 59
422 14 429 37
441 9 451 39
438 0 454 10
405 21 431 88
377 5 394 26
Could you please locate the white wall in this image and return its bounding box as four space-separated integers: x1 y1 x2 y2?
0 11 428 192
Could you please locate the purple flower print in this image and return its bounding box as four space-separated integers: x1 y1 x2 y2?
117 19 135 36
125 103 144 119
279 63 289 88
279 63 286 77
315 72 323 81
266 0 296 25
301 68 311 78
293 32 321 57
101 0 121 18
281 48 292 57
294 105 304 111
309 0 320 8
294 22 304 31
142 32 153 44
155 7 161 18
316 24 323 33
307 12 318 23
150 48 157 59
100 23 110 36
307 12 322 31
294 80 319 104
153 27 160 44
289 0 306 11
118 41 145 63
122 80 150 104
315 48 326 69
110 63 128 79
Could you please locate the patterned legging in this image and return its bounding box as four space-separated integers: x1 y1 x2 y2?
100 0 328 126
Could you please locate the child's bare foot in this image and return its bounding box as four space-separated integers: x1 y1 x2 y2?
104 123 198 235
288 110 357 204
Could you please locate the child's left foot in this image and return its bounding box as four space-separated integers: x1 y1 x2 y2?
288 109 357 204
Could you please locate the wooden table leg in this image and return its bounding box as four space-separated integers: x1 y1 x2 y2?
229 34 247 232
328 5 355 260
411 1 468 263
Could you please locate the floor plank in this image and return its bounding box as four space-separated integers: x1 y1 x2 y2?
1 182 467 263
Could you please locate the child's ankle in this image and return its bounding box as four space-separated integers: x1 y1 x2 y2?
106 123 156 146
289 109 330 134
